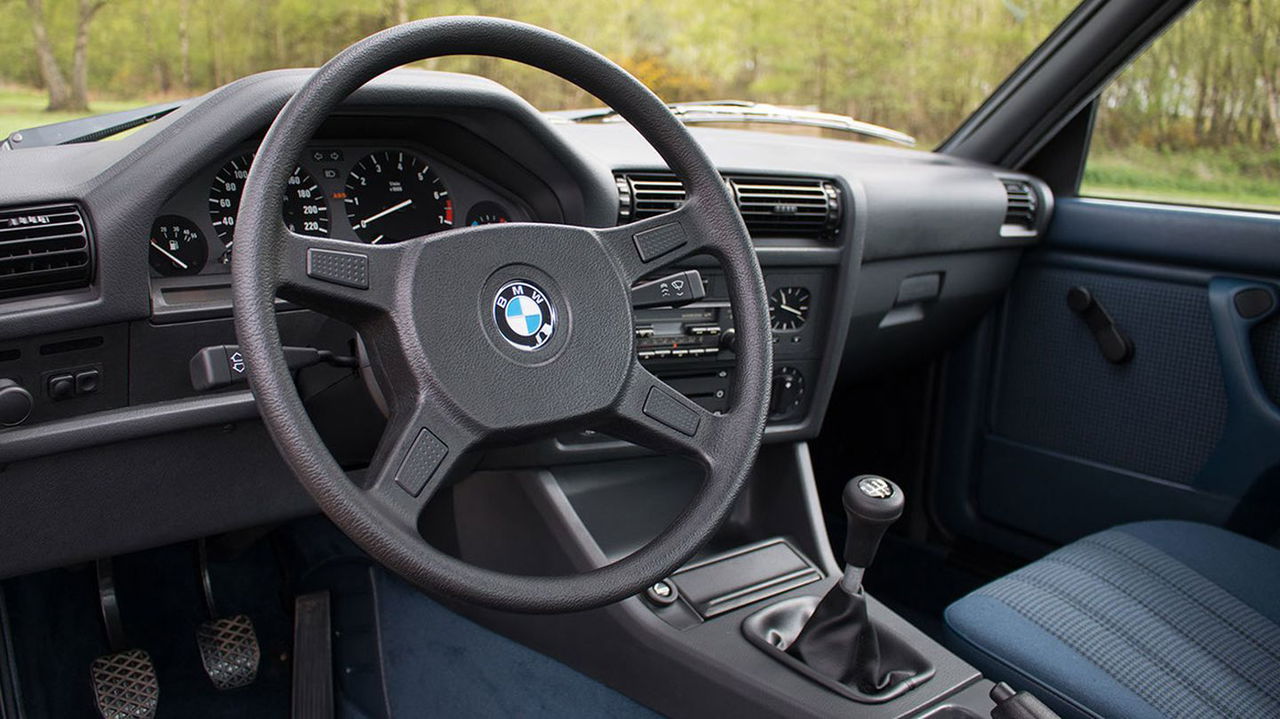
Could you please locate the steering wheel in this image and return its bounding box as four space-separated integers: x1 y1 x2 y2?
232 16 771 612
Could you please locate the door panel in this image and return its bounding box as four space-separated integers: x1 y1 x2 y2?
951 198 1280 548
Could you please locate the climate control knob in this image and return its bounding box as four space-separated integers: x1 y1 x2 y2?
768 366 805 419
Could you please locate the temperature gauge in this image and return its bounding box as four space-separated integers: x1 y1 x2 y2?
466 201 510 226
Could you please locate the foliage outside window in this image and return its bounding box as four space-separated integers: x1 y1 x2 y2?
1083 0 1280 212
0 0 1076 147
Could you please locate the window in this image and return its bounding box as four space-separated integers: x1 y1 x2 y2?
1081 0 1280 212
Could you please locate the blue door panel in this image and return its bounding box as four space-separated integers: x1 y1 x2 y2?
962 198 1280 546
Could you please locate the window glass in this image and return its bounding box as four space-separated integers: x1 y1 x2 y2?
1082 0 1280 212
0 1 1078 147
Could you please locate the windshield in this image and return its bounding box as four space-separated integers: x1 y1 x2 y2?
0 1 1078 147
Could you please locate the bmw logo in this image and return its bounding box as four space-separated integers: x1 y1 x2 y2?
493 280 556 350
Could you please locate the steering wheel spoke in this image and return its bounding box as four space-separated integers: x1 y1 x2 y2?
274 228 409 322
604 359 723 466
363 395 480 527
594 201 716 285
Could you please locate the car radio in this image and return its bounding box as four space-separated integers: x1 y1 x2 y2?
634 305 734 361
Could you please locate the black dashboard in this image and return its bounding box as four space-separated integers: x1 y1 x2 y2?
0 68 1050 578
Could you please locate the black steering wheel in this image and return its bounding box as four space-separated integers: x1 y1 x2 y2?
232 16 772 613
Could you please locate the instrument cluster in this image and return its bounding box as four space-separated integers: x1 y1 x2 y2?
149 143 523 277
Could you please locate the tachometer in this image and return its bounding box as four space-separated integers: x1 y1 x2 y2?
344 150 452 244
149 215 207 276
209 152 329 264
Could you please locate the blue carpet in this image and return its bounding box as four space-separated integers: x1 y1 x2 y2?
368 570 662 718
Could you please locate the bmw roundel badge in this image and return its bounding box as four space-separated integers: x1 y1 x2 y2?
493 280 556 350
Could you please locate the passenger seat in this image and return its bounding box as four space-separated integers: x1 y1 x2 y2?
944 520 1280 719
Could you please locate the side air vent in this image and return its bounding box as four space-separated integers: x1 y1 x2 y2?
1000 179 1040 237
616 172 842 241
0 203 93 299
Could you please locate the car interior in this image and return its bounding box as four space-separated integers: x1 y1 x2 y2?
0 1 1278 718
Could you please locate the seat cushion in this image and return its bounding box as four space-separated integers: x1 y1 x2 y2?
944 520 1280 719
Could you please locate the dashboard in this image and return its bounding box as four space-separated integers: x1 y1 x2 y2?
0 68 1050 578
149 142 532 278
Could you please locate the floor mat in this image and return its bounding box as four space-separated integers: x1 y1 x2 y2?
365 569 661 718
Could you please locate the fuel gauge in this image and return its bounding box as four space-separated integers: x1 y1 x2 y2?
149 215 208 276
466 201 510 227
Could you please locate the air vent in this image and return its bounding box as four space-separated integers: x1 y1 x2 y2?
616 172 841 240
1000 179 1040 237
729 176 839 238
0 203 92 299
620 173 688 222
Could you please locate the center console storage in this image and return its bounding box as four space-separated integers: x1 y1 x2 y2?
444 444 1001 719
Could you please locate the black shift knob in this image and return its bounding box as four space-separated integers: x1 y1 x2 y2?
842 475 904 569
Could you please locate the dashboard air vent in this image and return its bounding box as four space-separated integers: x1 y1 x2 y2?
1000 179 1040 237
620 173 688 221
616 172 841 241
729 175 839 238
0 203 93 299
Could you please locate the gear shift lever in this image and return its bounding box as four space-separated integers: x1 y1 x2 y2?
784 475 920 694
841 475 904 592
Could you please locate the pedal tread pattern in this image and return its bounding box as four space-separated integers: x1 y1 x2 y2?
90 649 159 719
196 614 262 690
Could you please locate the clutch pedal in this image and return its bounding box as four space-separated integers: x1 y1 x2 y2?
90 649 159 719
195 540 261 690
91 559 159 719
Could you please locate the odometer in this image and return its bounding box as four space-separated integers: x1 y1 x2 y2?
344 150 452 244
209 152 329 264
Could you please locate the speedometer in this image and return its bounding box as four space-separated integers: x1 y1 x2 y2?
344 150 452 244
209 152 329 263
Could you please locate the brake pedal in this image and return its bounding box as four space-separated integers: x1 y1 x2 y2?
91 559 159 719
196 614 261 690
195 539 261 690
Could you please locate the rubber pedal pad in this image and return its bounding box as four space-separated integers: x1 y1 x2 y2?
196 614 261 690
90 648 159 719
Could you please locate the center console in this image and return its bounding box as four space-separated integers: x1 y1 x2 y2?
444 445 1022 719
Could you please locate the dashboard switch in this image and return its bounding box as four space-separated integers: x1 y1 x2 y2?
631 270 705 309
74 369 100 395
47 373 75 401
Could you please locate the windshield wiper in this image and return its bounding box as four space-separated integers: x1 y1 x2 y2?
554 100 916 147
2 100 185 150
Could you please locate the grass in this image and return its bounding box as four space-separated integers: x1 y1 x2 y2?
0 85 155 140
1083 144 1280 213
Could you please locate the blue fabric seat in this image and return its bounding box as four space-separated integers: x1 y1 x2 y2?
944 520 1280 719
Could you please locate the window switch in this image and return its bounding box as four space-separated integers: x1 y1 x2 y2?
47 374 75 401
74 369 100 395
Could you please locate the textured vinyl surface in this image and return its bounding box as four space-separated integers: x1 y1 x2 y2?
1253 316 1280 408
993 266 1228 485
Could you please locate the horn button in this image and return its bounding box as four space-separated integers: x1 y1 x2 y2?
408 223 634 432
